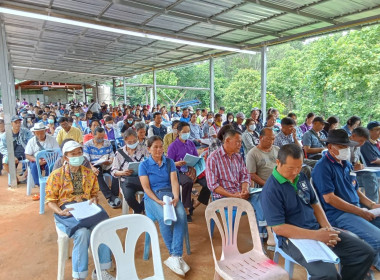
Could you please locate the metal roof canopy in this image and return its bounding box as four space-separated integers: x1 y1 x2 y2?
0 0 379 84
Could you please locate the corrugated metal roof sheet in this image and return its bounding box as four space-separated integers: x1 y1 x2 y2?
0 0 379 83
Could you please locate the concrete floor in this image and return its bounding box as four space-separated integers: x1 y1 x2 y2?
0 173 378 280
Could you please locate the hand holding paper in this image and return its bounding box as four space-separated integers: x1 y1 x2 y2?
163 195 177 225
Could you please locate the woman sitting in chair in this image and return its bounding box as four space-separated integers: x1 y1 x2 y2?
139 136 190 277
111 128 149 213
45 141 114 280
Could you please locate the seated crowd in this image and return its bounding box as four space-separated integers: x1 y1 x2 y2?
1 98 379 280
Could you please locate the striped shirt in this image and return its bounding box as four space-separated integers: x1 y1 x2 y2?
206 146 251 199
83 139 114 169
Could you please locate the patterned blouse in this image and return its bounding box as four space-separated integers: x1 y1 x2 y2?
45 165 99 207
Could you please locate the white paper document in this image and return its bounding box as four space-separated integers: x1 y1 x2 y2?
355 167 380 173
289 238 339 263
163 195 177 226
92 155 110 166
249 187 263 194
366 208 380 217
199 139 211 146
66 201 101 221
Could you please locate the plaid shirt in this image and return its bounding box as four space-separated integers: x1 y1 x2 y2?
206 146 251 199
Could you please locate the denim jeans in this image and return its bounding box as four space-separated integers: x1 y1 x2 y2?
144 195 187 257
55 219 112 279
357 171 379 203
29 161 49 186
248 192 267 238
333 212 380 270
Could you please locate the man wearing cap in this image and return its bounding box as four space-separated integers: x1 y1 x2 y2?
250 107 263 133
312 129 380 272
302 116 327 160
46 141 114 280
0 116 33 181
56 117 83 146
360 121 380 167
233 112 246 134
25 122 59 187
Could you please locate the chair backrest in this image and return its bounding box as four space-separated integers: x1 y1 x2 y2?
115 137 125 148
35 148 62 179
205 198 262 262
90 214 164 280
359 151 368 167
309 178 320 204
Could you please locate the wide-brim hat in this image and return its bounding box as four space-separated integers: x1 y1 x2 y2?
326 129 358 147
62 141 83 155
30 122 47 132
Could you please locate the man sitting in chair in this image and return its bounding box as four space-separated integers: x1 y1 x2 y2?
261 144 374 280
206 129 267 239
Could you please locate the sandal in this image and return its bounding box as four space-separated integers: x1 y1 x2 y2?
32 194 40 201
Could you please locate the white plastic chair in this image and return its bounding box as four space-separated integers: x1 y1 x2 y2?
55 225 70 280
7 159 34 194
91 214 164 280
205 198 288 280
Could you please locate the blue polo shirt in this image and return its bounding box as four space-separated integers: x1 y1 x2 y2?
180 116 191 123
261 168 319 247
360 140 380 167
139 155 176 196
312 152 359 224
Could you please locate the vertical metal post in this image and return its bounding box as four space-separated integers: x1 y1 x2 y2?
95 81 99 103
82 84 86 103
0 21 17 187
123 77 127 104
261 46 267 122
112 78 116 106
209 57 215 112
153 69 157 106
18 86 21 101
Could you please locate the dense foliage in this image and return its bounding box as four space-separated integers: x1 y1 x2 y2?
119 25 380 124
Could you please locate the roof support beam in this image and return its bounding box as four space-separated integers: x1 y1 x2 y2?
0 19 17 187
260 46 267 122
209 57 215 112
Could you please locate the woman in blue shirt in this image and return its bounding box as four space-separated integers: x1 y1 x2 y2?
139 136 190 277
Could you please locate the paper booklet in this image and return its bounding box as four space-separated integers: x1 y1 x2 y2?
289 238 339 263
355 167 380 173
128 162 140 176
199 138 211 146
163 195 177 225
249 187 263 194
92 155 109 166
183 153 206 177
66 201 101 221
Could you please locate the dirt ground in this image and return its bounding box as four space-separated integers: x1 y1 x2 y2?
0 173 378 280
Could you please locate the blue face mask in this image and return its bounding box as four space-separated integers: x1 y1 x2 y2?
68 155 84 167
128 120 133 124
126 142 138 149
181 132 190 140
48 119 54 124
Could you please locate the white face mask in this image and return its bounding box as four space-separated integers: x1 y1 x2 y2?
249 124 256 131
228 118 233 123
334 146 351 161
208 118 214 123
106 123 113 129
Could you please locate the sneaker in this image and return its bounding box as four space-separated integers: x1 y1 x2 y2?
92 269 115 280
179 257 190 274
164 256 185 276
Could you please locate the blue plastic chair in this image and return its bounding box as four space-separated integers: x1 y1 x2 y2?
35 148 62 214
115 137 125 149
143 211 191 260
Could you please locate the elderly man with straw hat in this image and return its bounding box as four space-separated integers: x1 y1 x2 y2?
25 122 59 187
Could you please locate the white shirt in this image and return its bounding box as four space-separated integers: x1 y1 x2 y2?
25 134 60 157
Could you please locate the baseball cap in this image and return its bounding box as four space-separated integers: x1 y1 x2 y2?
11 116 23 122
367 121 380 130
62 141 83 155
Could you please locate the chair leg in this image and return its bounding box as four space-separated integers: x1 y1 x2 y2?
143 232 151 261
273 251 280 264
285 259 295 279
26 167 33 196
266 226 275 246
184 221 191 255
39 182 46 214
57 236 69 280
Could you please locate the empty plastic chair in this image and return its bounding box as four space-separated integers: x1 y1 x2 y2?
205 198 288 280
55 224 70 280
35 148 62 214
91 214 164 280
